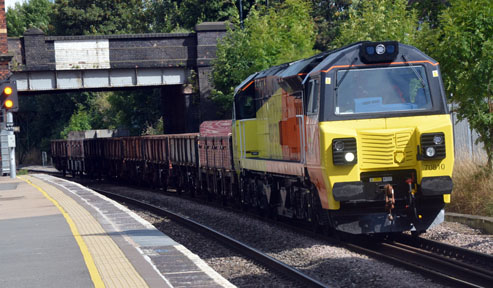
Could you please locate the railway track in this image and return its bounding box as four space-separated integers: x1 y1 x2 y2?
94 184 493 288
395 234 493 273
346 235 493 288
92 188 328 288
29 171 492 287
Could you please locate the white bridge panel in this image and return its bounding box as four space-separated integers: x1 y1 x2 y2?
26 72 56 90
55 40 110 70
110 69 136 87
57 71 82 89
14 68 187 92
84 70 110 88
163 69 185 84
137 69 162 85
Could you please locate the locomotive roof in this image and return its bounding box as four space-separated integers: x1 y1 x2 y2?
234 41 437 94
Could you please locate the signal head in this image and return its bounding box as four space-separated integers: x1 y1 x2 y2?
1 81 18 112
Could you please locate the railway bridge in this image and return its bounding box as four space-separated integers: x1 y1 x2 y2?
6 22 228 132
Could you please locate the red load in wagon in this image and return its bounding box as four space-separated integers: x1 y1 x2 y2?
199 120 233 170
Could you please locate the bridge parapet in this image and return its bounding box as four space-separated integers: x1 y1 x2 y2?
7 22 227 93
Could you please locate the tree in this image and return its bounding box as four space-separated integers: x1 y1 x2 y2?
212 0 317 116
434 0 493 168
145 0 240 33
6 0 52 36
175 0 238 31
51 0 147 35
60 104 92 139
310 0 352 50
16 92 89 163
144 0 180 33
332 0 421 48
106 88 163 135
408 0 449 28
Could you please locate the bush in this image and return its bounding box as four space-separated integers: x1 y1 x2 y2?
447 159 493 217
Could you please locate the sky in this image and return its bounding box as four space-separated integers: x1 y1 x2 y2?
6 0 27 9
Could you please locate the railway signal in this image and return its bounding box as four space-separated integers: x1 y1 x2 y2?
1 80 18 112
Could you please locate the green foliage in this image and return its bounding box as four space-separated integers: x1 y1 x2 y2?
212 0 317 116
145 0 239 33
6 0 53 36
16 93 88 163
311 0 352 50
142 117 164 135
175 0 238 31
106 88 163 135
51 0 148 35
434 0 493 169
17 169 29 176
409 0 449 28
60 104 92 139
333 0 421 47
144 0 180 33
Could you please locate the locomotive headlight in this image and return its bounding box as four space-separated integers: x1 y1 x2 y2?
425 147 436 158
376 44 386 55
345 152 355 162
421 133 446 159
334 141 345 151
332 138 357 165
433 135 443 145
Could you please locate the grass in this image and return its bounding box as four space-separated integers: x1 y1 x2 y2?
447 159 493 217
17 169 29 176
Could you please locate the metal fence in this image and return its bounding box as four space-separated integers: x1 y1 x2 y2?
450 103 487 163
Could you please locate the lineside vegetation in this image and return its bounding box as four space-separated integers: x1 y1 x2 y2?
449 158 493 217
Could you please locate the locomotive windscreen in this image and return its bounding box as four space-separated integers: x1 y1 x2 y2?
335 66 432 115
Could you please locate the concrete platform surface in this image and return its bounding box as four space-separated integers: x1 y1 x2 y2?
0 174 234 288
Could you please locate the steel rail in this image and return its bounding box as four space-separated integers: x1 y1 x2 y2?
395 234 493 270
346 238 493 288
92 188 328 288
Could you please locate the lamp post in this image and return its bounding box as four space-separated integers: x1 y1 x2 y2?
239 0 243 29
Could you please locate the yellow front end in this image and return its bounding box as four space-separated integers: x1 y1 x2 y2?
317 114 454 233
320 114 454 209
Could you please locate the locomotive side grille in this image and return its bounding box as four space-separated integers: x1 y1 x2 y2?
360 130 416 169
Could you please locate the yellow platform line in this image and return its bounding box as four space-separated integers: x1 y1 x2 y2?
19 176 105 288
20 176 149 288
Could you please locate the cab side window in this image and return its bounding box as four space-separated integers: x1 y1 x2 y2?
235 88 256 120
306 78 320 115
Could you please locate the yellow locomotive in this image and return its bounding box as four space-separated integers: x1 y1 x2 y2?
232 41 454 234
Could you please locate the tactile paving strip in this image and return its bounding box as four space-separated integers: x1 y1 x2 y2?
21 176 148 288
33 174 234 288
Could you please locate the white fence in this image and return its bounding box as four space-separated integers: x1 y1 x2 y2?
450 103 487 163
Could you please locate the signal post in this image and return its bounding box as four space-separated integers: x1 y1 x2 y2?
0 1 17 178
0 80 18 178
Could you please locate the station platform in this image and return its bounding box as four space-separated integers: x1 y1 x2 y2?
0 174 234 288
